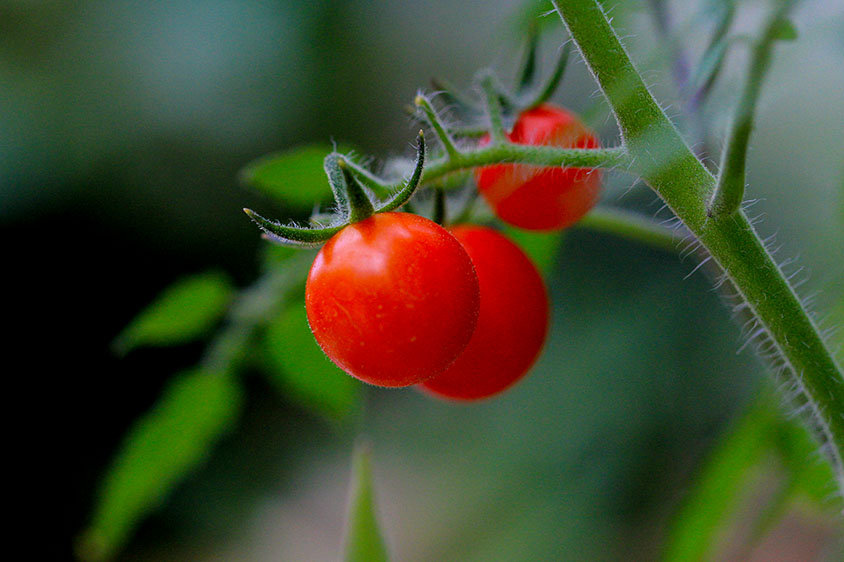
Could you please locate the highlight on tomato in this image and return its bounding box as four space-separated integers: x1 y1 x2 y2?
305 212 481 388
420 225 549 401
475 103 601 231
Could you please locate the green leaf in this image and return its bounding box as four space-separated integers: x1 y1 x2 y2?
662 395 778 562
503 226 564 276
776 409 840 507
260 240 298 270
343 444 390 562
114 271 234 355
691 35 732 94
263 304 360 420
770 18 798 42
77 369 243 562
240 144 351 209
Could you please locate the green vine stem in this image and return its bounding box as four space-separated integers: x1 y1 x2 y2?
552 0 844 490
425 145 628 181
708 0 793 218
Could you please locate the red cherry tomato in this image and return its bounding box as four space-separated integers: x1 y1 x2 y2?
420 225 549 401
305 212 480 387
475 103 601 231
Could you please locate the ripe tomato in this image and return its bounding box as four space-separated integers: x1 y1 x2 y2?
475 103 601 231
420 225 549 401
305 212 480 387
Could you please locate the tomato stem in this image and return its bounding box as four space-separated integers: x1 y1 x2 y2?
707 0 793 218
432 187 446 225
415 94 460 160
553 0 844 493
480 73 508 144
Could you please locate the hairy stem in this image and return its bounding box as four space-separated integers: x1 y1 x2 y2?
424 145 629 185
708 1 792 218
552 0 844 489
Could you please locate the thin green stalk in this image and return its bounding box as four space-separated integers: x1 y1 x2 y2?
552 0 844 490
424 145 629 186
415 94 460 160
576 207 681 253
708 1 793 218
432 187 446 225
480 74 508 144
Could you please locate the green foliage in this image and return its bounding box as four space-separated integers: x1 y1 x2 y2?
778 418 839 506
662 397 778 562
113 271 234 355
263 304 360 420
240 144 351 209
82 1 844 559
503 227 563 276
343 444 390 562
690 36 734 95
769 18 798 42
77 368 243 561
663 390 841 562
554 0 844 494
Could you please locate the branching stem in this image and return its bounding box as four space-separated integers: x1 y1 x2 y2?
708 1 793 218
552 0 844 491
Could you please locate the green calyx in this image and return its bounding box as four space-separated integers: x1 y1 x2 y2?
244 132 426 248
414 29 571 153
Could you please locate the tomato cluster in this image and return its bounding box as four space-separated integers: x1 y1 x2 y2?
299 102 598 401
245 91 600 400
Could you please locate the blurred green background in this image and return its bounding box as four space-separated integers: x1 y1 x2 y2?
6 0 843 560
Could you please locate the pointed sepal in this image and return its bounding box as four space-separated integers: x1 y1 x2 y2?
337 158 376 223
524 42 571 109
243 208 342 247
516 22 540 94
377 131 426 213
324 152 351 219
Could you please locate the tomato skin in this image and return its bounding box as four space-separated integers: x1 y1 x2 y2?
475 103 601 231
305 212 480 387
420 225 549 401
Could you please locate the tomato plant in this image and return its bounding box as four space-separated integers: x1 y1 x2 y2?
475 103 601 231
84 1 844 559
420 225 549 401
305 212 480 387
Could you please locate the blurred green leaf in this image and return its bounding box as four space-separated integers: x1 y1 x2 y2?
263 304 360 420
503 227 564 276
691 36 732 95
662 395 778 562
77 368 243 562
114 271 234 355
260 240 298 271
344 444 389 562
770 18 798 42
240 144 351 209
777 417 839 507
